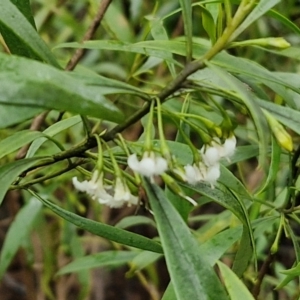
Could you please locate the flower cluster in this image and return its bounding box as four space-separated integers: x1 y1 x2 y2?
126 136 236 188
127 151 168 179
183 136 236 187
72 170 138 208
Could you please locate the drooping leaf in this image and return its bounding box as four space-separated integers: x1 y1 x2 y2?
0 105 44 129
0 130 43 160
217 261 255 300
57 251 138 275
206 62 269 170
230 0 281 41
30 191 163 254
0 157 50 205
26 116 82 158
178 0 193 61
0 53 124 123
0 197 42 278
10 0 36 28
143 179 228 300
0 0 59 66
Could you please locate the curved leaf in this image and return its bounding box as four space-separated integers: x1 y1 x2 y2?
0 198 42 279
0 157 49 204
0 130 43 159
0 0 59 66
0 53 124 123
30 191 163 254
57 251 138 275
144 179 228 300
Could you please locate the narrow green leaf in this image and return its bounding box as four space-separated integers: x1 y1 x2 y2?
127 251 162 275
267 9 300 35
144 179 228 300
181 181 246 225
0 0 59 66
103 2 134 42
30 191 163 254
0 157 49 205
217 261 255 300
54 40 181 66
199 227 242 266
0 130 43 160
0 53 124 123
206 62 269 170
256 137 281 195
26 116 82 158
0 198 42 279
0 105 43 129
161 283 177 300
232 226 253 276
199 5 216 44
231 0 281 41
149 17 176 77
57 251 138 275
10 0 36 28
178 0 193 61
115 216 156 229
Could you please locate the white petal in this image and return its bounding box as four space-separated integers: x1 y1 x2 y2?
138 157 157 177
127 154 140 171
184 165 199 185
154 156 168 175
72 177 88 192
201 146 220 166
223 136 236 157
204 164 220 184
114 178 131 201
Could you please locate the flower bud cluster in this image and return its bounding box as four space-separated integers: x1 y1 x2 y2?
72 170 138 208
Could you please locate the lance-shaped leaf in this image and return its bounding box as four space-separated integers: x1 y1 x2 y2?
30 191 163 254
0 53 124 123
0 157 50 205
0 198 42 279
143 179 228 300
0 0 59 66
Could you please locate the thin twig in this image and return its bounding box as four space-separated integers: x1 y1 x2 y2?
251 252 273 299
65 0 113 71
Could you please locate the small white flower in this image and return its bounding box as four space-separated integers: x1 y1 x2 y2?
200 146 220 167
127 151 168 177
211 136 236 160
204 164 221 188
184 162 206 185
72 171 138 208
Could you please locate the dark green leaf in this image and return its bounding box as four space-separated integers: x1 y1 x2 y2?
57 251 138 275
144 179 228 300
30 191 163 254
0 157 49 205
0 130 43 159
0 53 124 123
0 0 59 66
0 198 42 279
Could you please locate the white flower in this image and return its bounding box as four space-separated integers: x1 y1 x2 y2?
204 164 221 187
184 162 206 185
127 151 168 177
200 146 220 166
72 171 138 208
211 136 236 160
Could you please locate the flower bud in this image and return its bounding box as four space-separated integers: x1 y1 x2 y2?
263 109 293 152
273 124 293 152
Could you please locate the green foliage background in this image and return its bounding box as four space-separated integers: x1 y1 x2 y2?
0 0 300 299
